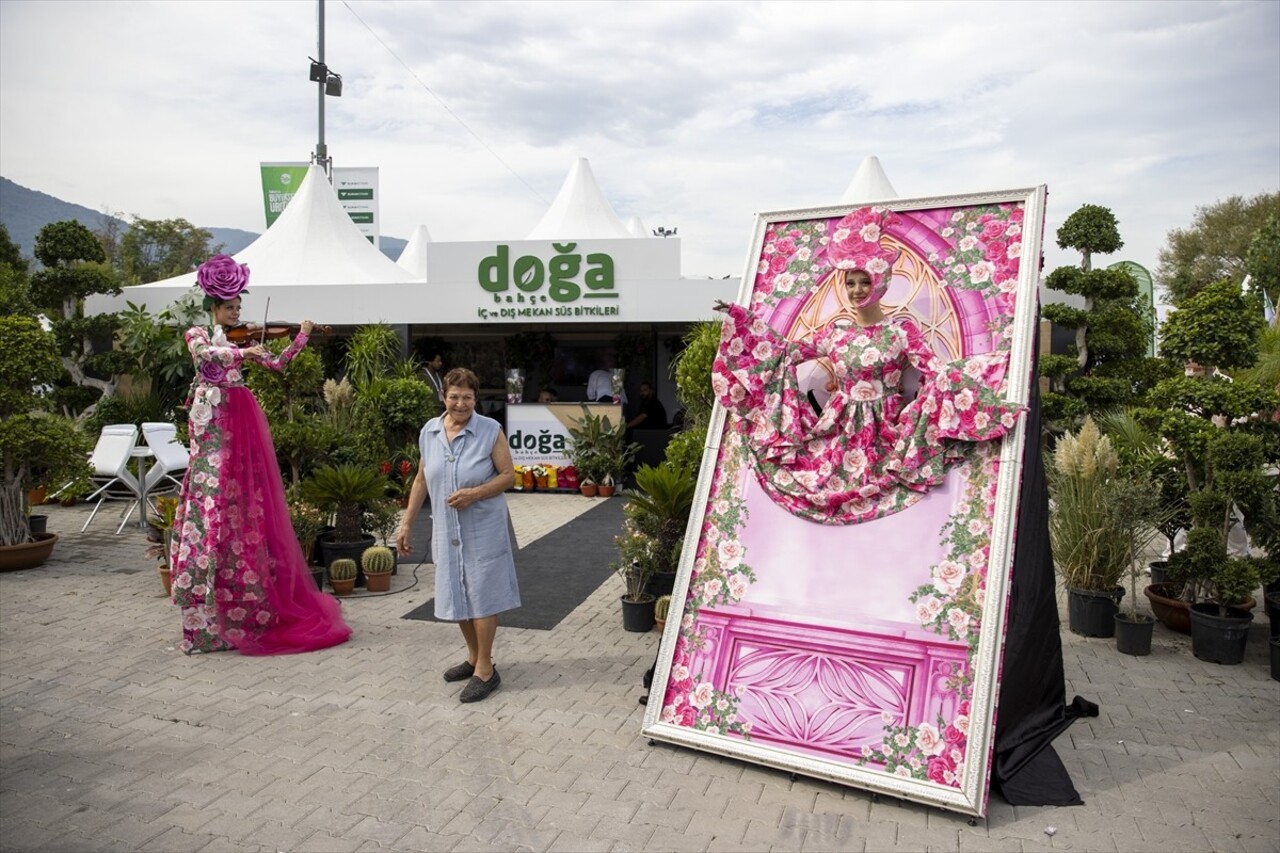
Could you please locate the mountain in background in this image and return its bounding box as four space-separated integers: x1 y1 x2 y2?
0 176 407 267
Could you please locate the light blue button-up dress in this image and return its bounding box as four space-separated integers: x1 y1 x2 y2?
420 413 520 621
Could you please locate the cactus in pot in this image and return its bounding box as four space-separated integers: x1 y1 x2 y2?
329 558 357 596
362 545 395 592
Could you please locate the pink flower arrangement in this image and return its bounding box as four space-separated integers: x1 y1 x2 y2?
196 254 250 302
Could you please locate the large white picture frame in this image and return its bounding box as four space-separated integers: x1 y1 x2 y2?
642 187 1049 817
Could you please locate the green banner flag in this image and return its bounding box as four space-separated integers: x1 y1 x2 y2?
260 163 311 229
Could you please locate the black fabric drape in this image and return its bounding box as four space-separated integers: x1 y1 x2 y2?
991 368 1098 806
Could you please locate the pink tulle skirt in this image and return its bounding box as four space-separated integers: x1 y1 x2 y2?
173 385 351 655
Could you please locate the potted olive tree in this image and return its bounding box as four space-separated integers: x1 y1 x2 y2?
0 315 91 570
1139 279 1280 663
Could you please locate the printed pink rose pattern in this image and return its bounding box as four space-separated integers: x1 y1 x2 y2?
170 325 308 654
662 203 1026 790
713 306 1016 524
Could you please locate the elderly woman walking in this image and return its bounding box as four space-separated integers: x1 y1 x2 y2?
396 368 520 702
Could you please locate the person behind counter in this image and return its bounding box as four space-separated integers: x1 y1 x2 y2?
538 388 559 403
396 367 520 703
587 355 628 404
627 381 667 430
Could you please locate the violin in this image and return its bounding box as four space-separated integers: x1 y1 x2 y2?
224 322 331 347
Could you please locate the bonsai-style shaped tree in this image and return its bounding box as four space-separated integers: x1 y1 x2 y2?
28 220 129 420
1040 204 1167 434
0 315 91 546
1139 279 1280 614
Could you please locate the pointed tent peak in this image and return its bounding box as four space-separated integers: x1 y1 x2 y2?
840 155 899 205
526 157 633 240
626 215 649 238
396 224 432 280
231 163 414 284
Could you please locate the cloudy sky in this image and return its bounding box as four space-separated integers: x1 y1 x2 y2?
1 0 1277 282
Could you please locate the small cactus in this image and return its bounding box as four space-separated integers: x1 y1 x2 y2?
654 594 672 622
329 558 357 581
362 546 395 574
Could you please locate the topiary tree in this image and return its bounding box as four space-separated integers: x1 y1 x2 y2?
29 220 129 420
0 315 92 545
1040 204 1163 433
1137 279 1280 611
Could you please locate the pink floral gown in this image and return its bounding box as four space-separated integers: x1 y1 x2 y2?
713 304 1020 524
169 326 351 655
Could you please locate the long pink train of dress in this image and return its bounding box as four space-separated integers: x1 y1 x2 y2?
713 304 1021 525
169 326 351 655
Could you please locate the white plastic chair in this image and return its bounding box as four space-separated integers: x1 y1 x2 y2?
141 422 189 497
78 424 143 533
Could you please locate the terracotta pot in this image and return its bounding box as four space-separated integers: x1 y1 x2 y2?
1144 582 1256 635
0 533 58 572
598 485 616 497
364 571 392 593
158 565 172 597
580 484 598 498
330 577 356 596
26 486 48 507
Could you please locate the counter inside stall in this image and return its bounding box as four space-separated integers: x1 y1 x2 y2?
504 402 622 492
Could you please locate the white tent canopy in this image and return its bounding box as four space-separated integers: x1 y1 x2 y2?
396 223 432 280
626 215 649 238
86 164 420 323
526 158 634 240
840 155 899 204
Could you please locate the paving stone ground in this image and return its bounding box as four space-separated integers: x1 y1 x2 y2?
2 500 1277 853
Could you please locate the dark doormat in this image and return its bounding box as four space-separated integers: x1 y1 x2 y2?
401 497 625 631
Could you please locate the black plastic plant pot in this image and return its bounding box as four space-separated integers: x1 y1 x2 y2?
1067 587 1124 638
621 594 656 633
1114 613 1155 656
1189 603 1253 665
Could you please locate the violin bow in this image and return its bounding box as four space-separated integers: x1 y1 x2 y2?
260 297 271 346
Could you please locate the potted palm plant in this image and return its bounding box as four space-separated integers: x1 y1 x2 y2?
1047 416 1132 637
0 315 91 570
303 463 387 585
619 463 697 599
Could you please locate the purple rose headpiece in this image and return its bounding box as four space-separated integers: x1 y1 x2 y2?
826 206 901 308
196 254 250 309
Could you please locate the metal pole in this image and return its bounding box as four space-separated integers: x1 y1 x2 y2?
314 0 328 172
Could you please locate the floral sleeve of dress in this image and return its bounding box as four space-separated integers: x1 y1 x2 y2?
891 318 1022 490
186 326 246 373
711 304 825 466
246 331 309 374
